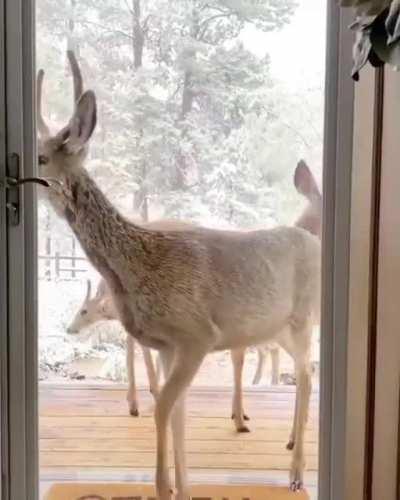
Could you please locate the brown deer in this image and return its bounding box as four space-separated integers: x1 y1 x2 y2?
67 217 282 431
37 51 320 497
251 160 321 388
66 219 200 418
67 277 159 416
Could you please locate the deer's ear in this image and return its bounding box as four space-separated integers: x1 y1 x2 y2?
294 160 320 200
63 90 97 154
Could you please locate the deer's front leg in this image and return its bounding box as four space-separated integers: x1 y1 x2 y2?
230 348 250 433
156 344 207 500
126 335 139 416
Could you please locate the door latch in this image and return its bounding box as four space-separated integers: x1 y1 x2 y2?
1 153 50 226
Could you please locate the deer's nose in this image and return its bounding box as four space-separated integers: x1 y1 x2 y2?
66 326 77 334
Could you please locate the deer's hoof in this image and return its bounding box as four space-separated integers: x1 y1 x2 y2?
237 425 251 433
231 413 250 421
129 408 139 417
286 440 295 450
289 460 304 492
289 480 303 492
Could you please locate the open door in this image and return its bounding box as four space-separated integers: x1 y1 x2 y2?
0 2 364 500
0 1 38 499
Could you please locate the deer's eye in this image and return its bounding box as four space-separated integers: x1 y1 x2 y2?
81 309 88 316
38 154 49 165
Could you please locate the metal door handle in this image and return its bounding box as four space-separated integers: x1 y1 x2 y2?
1 152 50 226
1 176 50 188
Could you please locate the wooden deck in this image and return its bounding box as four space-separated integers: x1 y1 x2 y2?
39 384 319 489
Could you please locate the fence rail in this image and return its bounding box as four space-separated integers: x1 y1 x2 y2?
38 235 90 281
38 237 89 280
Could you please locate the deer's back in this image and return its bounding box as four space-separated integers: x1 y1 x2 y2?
111 224 320 351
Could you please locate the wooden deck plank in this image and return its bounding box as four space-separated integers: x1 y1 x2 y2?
40 438 318 455
39 386 318 397
41 451 318 470
39 386 319 478
39 405 318 418
40 425 318 442
40 412 317 429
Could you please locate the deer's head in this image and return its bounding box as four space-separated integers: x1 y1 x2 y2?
67 279 115 334
294 160 322 239
37 51 97 188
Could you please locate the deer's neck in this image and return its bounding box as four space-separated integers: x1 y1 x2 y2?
51 166 148 292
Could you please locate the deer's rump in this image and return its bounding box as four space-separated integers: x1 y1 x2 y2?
201 226 320 350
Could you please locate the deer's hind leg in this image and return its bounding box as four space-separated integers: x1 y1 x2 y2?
142 346 159 399
252 346 267 385
287 318 313 491
270 346 280 385
231 348 250 432
126 335 139 416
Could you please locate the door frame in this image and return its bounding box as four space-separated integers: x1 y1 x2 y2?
0 2 357 500
0 0 8 497
2 1 38 499
319 5 355 500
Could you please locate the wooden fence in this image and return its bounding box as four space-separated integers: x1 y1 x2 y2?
38 237 89 280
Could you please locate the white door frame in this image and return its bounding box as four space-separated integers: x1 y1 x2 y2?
319 5 355 500
1 0 38 499
0 2 357 500
0 0 8 497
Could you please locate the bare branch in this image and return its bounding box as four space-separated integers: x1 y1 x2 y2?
142 14 151 35
75 19 133 41
123 0 133 15
198 12 234 40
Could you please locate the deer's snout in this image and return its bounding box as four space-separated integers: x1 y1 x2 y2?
66 325 78 335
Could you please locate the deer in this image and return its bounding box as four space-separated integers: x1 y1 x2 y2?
67 277 159 416
37 50 321 498
251 160 322 388
66 217 281 431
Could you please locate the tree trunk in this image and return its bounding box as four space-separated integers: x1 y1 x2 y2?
132 0 144 69
67 0 78 54
180 9 200 119
100 104 106 160
133 161 149 222
181 71 194 118
174 8 201 189
130 0 148 220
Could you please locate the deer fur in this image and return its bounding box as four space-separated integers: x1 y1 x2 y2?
251 160 322 388
66 219 197 417
37 50 321 497
67 216 281 431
